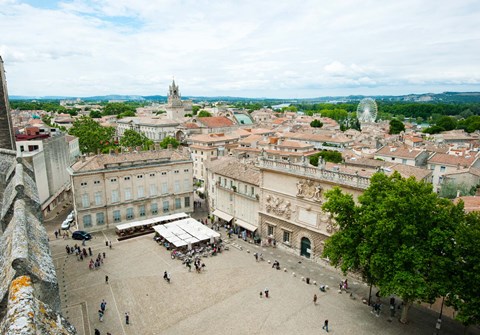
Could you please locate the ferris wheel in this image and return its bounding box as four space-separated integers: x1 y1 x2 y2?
356 98 378 123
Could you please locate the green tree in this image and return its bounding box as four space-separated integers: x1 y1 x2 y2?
119 129 153 150
102 102 136 116
159 136 180 149
447 211 480 328
389 119 405 134
197 110 212 117
310 119 323 128
436 116 457 131
322 172 460 323
438 180 476 199
192 105 201 115
89 110 102 118
309 150 343 165
69 116 116 154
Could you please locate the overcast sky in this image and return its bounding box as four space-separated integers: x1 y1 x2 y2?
1 0 479 98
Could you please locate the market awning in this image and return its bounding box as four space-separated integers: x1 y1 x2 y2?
212 209 233 222
235 219 258 232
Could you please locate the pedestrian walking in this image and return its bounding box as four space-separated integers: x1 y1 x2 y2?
109 241 112 249
100 299 107 312
88 247 92 256
55 231 58 239
105 275 109 284
264 288 269 298
125 312 129 325
98 309 104 322
82 238 86 246
322 319 329 332
94 329 100 335
103 252 106 259
313 294 318 305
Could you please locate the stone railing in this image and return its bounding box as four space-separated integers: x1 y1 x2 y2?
0 151 76 334
257 158 371 190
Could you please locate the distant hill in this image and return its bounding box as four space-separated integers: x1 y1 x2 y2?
9 92 480 103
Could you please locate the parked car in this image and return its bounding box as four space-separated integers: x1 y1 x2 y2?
66 211 75 222
61 219 71 230
72 231 92 240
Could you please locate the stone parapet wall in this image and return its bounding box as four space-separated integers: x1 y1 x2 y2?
0 152 76 334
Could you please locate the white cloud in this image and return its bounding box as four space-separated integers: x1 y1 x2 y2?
0 0 479 97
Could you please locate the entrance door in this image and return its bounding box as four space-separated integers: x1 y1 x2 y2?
300 237 311 258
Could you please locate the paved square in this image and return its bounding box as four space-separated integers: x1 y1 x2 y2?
47 224 476 335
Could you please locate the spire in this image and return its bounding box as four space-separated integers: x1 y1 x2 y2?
0 55 15 150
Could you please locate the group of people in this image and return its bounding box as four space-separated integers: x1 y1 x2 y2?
89 252 106 270
55 229 69 239
271 260 281 270
65 244 92 261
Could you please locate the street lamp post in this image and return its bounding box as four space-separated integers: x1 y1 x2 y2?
435 296 445 334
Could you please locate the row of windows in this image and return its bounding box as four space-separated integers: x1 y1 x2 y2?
81 180 191 208
217 176 255 196
79 170 191 186
82 197 191 227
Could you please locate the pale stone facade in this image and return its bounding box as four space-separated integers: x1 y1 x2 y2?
205 157 260 234
257 158 369 260
116 117 179 142
69 149 194 232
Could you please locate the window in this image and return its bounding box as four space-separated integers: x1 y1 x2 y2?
161 172 167 176
184 169 189 172
96 212 105 225
402 159 407 164
151 203 158 215
111 190 119 203
94 192 102 206
139 205 146 217
230 180 233 188
161 182 168 194
125 188 132 201
110 178 117 182
81 182 88 187
113 210 121 222
137 185 145 198
137 175 143 179
163 200 169 213
268 225 274 236
175 198 181 209
126 208 134 220
251 186 255 196
124 176 131 181
150 173 155 177
150 184 157 196
83 214 92 228
184 196 190 208
174 170 179 174
174 180 180 193
184 179 190 191
283 231 290 244
94 180 101 185
440 166 446 172
81 194 90 208
244 185 247 194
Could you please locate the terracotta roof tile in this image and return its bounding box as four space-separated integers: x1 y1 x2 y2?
196 116 235 128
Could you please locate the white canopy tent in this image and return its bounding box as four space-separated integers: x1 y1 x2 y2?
153 218 220 248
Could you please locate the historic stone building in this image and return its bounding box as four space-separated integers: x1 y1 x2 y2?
0 56 15 150
69 148 194 232
205 157 260 236
116 117 179 142
257 158 370 260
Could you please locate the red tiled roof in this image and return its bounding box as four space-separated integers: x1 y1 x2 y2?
196 116 234 128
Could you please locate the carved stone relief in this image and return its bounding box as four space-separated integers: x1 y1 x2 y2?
265 194 293 219
296 179 323 202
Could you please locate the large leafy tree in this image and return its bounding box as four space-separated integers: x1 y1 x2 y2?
310 119 323 128
119 129 153 150
69 116 116 154
197 110 212 117
447 211 480 329
322 172 460 323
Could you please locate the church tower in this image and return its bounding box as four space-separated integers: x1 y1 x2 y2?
0 56 15 150
167 79 183 108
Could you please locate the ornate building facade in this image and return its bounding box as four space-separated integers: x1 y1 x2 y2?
258 158 370 260
165 80 192 120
